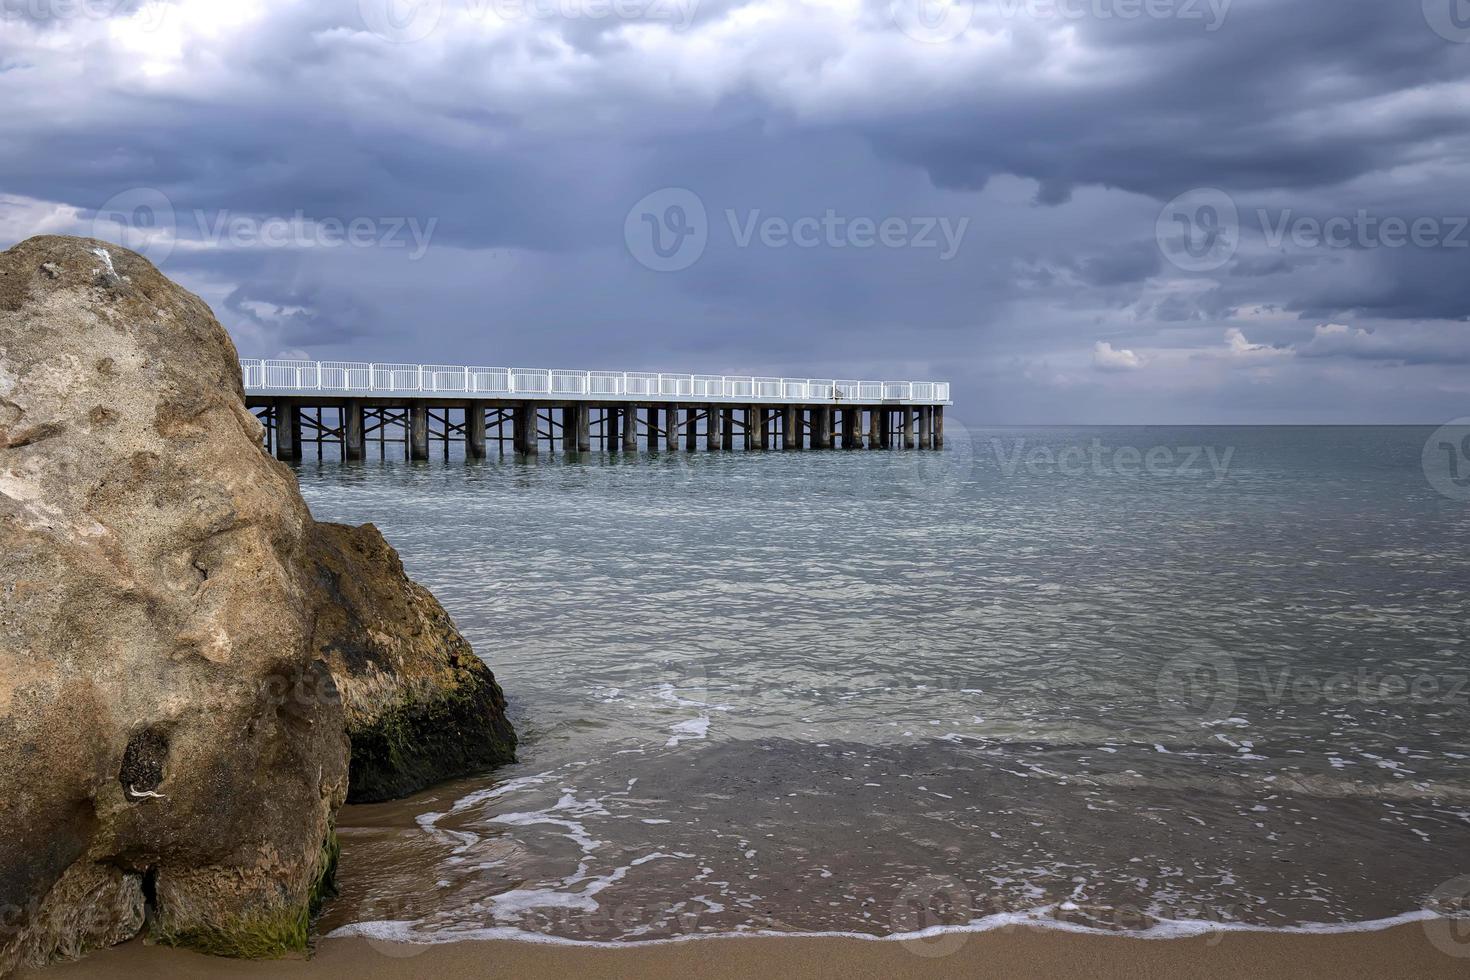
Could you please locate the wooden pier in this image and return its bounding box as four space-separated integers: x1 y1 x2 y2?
240 359 951 462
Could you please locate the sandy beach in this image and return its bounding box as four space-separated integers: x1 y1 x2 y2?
21 923 1469 980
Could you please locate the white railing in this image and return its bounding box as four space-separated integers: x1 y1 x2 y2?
237 358 951 404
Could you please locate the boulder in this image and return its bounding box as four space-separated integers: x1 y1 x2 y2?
0 236 514 974
306 521 515 804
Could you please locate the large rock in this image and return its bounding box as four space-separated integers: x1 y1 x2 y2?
307 521 515 803
0 236 514 974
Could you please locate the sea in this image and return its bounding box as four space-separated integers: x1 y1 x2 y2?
292 425 1470 950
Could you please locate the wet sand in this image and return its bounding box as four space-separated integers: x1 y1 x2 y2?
21 923 1469 980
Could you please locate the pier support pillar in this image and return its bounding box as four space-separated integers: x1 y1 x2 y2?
409 404 430 460
841 407 860 449
722 409 733 449
707 406 723 450
606 407 619 450
867 409 880 449
880 410 892 449
664 406 678 451
465 403 485 459
274 401 301 461
515 404 538 455
919 406 932 450
782 405 799 450
748 407 764 450
624 407 639 451
934 407 944 449
902 408 916 450
685 407 698 451
343 401 365 460
576 403 591 452
815 407 833 449
561 407 576 452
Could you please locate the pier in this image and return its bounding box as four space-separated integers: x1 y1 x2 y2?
240 359 951 461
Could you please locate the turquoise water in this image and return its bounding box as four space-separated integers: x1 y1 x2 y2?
295 426 1470 942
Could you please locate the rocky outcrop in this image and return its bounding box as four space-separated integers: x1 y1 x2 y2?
0 236 514 974
307 521 515 803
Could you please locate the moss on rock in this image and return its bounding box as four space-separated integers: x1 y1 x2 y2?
347 668 516 804
151 830 339 959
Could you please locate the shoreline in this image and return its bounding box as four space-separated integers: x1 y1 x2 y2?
324 906 1448 947
21 922 1468 979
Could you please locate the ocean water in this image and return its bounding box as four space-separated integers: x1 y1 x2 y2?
295 426 1470 946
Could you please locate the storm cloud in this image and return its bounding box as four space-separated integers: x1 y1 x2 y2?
2 0 1468 422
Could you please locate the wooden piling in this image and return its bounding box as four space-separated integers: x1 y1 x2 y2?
934 406 944 449
902 408 916 450
664 406 678 451
919 406 932 450
707 406 723 450
783 405 799 450
576 403 591 452
465 402 485 459
409 404 430 460
560 407 576 453
816 407 833 449
685 407 698 451
624 406 638 451
515 404 538 455
344 400 365 460
274 401 302 461
748 406 764 449
841 407 860 449
722 408 733 450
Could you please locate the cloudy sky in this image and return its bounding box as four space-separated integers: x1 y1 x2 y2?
3 0 1469 423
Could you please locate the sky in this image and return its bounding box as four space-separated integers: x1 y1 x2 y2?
2 0 1469 423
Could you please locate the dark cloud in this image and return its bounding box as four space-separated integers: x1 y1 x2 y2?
1076 242 1162 287
1 0 1468 421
